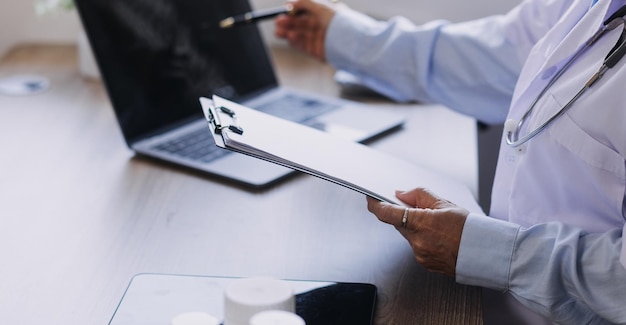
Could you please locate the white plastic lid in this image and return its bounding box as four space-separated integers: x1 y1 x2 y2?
171 311 219 325
224 277 295 325
249 310 305 325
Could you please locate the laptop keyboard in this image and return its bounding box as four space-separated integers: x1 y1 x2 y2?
152 95 341 163
253 94 340 123
153 127 230 163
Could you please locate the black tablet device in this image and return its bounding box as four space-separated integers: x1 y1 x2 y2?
108 273 377 325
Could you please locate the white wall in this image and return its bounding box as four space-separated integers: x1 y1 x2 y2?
0 1 81 57
0 0 520 59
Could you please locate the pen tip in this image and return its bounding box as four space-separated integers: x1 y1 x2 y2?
219 17 234 29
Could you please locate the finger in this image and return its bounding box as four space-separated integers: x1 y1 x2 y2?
366 196 408 228
274 16 291 38
284 16 325 59
395 187 442 209
312 22 326 59
287 13 320 31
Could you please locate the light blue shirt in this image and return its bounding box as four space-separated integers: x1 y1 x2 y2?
325 0 626 323
325 9 524 125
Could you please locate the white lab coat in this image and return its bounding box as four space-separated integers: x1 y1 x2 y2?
460 0 626 322
491 0 626 267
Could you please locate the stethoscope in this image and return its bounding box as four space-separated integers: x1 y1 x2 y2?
505 6 626 148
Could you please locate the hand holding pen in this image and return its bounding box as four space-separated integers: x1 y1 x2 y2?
274 0 340 61
219 0 341 61
219 0 340 29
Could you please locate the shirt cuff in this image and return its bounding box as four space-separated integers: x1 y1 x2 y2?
455 213 521 290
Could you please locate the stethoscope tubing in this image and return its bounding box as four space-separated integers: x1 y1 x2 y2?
505 17 626 148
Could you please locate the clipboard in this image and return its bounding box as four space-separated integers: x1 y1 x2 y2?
201 95 483 213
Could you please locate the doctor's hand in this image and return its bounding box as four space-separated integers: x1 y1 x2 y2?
366 188 469 277
274 0 340 61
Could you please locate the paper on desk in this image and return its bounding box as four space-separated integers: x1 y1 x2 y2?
201 96 484 214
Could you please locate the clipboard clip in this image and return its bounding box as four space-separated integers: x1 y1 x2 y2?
206 105 244 135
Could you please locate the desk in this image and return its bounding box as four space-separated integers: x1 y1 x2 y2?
0 44 480 324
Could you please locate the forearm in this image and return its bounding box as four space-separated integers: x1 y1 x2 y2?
457 214 626 324
325 10 520 124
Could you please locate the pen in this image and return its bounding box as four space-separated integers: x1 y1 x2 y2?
219 4 295 28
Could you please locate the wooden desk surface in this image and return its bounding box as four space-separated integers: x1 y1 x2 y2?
0 44 480 324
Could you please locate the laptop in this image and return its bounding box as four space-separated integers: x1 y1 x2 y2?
74 0 404 188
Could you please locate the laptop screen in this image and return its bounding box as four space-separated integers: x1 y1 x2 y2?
75 0 278 144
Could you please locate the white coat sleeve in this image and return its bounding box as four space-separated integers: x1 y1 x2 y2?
456 214 626 324
325 0 576 124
